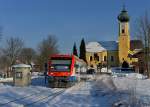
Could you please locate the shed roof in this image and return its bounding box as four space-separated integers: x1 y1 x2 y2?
12 64 31 68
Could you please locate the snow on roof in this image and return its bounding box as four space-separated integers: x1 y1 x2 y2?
12 64 31 68
98 41 118 51
31 62 35 66
86 42 106 52
86 41 118 52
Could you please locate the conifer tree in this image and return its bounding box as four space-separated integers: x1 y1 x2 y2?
73 42 78 56
79 38 86 62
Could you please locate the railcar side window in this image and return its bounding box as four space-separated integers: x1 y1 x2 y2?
75 62 80 73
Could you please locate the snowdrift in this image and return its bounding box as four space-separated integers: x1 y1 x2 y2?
93 74 116 94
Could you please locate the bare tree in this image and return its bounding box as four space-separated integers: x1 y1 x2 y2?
0 55 9 76
19 47 36 64
1 37 24 77
136 12 150 77
37 35 59 71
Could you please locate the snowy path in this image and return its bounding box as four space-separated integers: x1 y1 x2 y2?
47 80 93 107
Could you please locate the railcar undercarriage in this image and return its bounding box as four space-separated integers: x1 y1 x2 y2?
48 76 76 88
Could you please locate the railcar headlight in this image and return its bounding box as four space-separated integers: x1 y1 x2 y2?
51 66 54 69
50 73 54 75
64 66 69 69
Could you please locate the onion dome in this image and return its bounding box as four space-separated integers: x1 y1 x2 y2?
118 7 130 22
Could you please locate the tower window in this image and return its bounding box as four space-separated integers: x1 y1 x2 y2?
111 56 113 62
122 29 125 33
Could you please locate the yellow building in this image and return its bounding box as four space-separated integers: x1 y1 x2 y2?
86 7 143 68
86 41 119 68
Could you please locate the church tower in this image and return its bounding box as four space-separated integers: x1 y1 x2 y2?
118 6 130 65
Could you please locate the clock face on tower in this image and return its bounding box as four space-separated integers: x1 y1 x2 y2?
121 23 125 29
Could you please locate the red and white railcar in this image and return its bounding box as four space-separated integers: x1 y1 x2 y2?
47 54 87 87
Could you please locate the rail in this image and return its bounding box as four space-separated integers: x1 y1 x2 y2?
0 88 65 107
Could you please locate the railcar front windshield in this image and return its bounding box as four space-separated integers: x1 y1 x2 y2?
50 58 72 72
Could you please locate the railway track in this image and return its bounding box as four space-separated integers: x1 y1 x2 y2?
0 88 65 107
24 89 65 107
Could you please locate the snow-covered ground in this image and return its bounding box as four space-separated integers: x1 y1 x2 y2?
0 77 13 82
113 75 150 106
0 71 150 107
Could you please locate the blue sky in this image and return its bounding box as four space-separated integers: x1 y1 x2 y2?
0 0 150 53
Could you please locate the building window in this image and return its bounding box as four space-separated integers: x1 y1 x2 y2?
94 53 99 61
111 56 114 62
90 56 93 61
16 72 22 79
122 29 125 33
104 56 107 61
97 56 99 61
